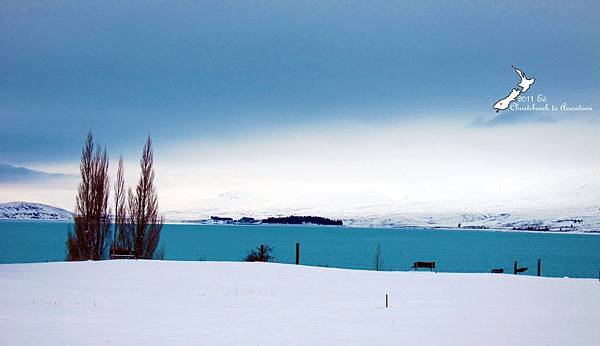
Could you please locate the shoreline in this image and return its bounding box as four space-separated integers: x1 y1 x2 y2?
1 259 597 280
166 221 600 235
1 217 598 235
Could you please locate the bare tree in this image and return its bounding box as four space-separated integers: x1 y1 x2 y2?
67 131 111 261
374 243 383 271
128 136 164 259
244 244 275 262
110 156 130 256
155 245 166 260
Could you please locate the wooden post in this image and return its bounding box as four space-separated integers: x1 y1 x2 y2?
386 294 388 308
295 242 300 265
514 260 518 275
537 257 541 277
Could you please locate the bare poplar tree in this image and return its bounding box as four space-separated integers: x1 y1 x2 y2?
128 136 164 259
374 243 383 271
67 131 111 261
110 156 129 255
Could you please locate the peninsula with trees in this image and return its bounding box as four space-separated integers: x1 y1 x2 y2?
203 215 343 226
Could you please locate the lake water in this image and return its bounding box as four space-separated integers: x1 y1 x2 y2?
1 220 599 278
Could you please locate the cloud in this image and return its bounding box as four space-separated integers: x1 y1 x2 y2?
0 163 76 184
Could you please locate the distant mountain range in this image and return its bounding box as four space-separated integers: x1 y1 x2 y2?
2 201 598 233
0 202 73 220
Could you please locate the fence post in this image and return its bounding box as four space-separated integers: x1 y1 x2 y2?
514 260 517 275
537 257 541 277
386 294 388 308
295 242 300 265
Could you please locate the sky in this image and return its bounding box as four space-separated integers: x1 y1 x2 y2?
1 1 599 214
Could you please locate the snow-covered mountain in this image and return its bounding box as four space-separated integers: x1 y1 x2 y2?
339 207 600 233
162 173 600 232
165 206 600 233
0 202 73 220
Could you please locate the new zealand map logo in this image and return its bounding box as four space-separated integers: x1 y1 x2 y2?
493 66 535 113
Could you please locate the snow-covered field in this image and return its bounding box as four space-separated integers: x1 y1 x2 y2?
1 261 599 345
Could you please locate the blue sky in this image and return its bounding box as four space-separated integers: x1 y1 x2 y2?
1 1 599 211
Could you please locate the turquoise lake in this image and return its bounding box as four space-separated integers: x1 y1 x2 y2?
1 220 599 278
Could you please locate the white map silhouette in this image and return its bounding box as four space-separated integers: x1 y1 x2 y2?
493 88 522 113
513 66 535 92
492 66 535 113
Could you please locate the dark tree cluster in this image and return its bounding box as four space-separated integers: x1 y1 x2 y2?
243 244 275 262
210 216 259 225
261 215 343 226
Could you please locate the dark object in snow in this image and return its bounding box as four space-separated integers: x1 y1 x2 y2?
110 247 135 260
491 268 504 274
413 261 435 271
513 259 528 274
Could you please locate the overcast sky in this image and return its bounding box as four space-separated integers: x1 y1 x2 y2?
1 1 599 212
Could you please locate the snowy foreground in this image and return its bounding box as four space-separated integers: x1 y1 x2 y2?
1 261 599 346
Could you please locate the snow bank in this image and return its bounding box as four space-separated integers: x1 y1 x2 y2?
1 261 599 345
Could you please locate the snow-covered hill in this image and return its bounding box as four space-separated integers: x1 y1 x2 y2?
0 201 73 220
340 207 600 233
165 204 600 233
162 174 600 233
